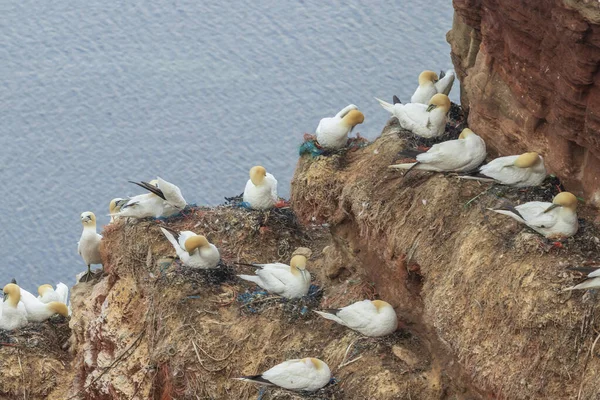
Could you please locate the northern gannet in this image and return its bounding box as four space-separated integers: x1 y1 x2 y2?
464 152 547 187
37 283 69 304
109 198 128 222
237 255 310 299
0 284 28 330
376 93 451 138
489 192 579 239
314 299 398 337
242 166 278 210
410 70 456 104
389 128 486 173
18 287 69 322
77 211 103 283
235 358 331 392
563 267 600 291
118 177 187 219
315 104 365 150
160 227 220 269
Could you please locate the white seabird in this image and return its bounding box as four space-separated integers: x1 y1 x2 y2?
489 191 579 239
160 227 220 269
242 166 278 210
314 299 398 337
118 177 187 219
234 357 331 392
18 287 69 322
463 152 547 187
0 284 28 330
376 93 451 138
410 69 456 104
77 211 103 283
388 128 486 173
315 104 365 150
37 283 69 304
237 255 310 299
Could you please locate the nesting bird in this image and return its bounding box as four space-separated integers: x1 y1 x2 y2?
37 283 69 304
389 128 486 173
376 93 451 138
160 227 220 269
242 166 278 210
0 284 28 330
489 191 579 239
116 177 187 219
410 69 456 104
77 211 103 283
464 152 547 187
235 358 331 392
109 198 128 222
315 299 398 337
315 104 365 150
237 255 310 299
19 286 68 322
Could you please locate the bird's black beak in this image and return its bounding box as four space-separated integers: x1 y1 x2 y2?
543 204 561 213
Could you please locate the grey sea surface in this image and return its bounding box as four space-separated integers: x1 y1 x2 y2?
1 0 457 290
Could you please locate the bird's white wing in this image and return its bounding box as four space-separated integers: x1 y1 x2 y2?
337 300 376 328
255 269 290 293
416 139 471 170
266 173 278 203
262 360 313 390
335 104 358 119
516 202 557 228
397 103 430 130
157 177 187 209
55 283 69 304
434 70 455 95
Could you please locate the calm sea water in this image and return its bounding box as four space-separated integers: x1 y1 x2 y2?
1 0 457 290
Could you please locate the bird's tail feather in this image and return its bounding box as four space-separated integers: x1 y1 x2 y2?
238 275 262 285
233 376 274 386
375 97 395 114
314 310 345 325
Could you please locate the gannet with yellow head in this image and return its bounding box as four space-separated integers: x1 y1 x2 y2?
234 357 331 392
469 151 547 187
37 282 69 304
0 284 28 330
489 191 579 239
118 177 187 219
242 166 278 210
237 255 310 298
410 69 456 104
315 104 365 150
18 286 69 322
388 128 486 173
77 211 103 283
376 93 451 138
315 299 398 337
159 227 220 269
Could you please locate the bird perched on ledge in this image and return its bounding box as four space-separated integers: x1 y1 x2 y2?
315 104 365 150
0 284 28 330
19 286 69 322
237 255 310 298
315 299 398 337
389 128 486 174
489 191 579 240
37 283 69 304
160 227 220 269
234 357 331 392
410 69 456 104
376 93 451 138
116 177 187 219
461 151 547 187
243 166 278 210
77 211 103 283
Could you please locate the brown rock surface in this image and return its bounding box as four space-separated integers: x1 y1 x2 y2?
448 0 600 205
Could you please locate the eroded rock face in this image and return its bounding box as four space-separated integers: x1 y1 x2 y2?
448 0 600 205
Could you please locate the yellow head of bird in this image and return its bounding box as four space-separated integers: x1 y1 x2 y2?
426 94 451 112
458 128 475 139
290 255 307 271
544 192 578 213
249 166 267 186
3 283 21 307
80 211 96 226
109 198 123 214
371 299 391 313
48 302 69 317
514 152 540 168
184 235 210 252
418 70 439 85
303 358 325 370
37 284 53 297
341 110 365 127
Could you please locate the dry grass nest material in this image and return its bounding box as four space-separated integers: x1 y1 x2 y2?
0 316 71 360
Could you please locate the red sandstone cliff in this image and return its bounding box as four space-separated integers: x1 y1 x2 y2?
448 0 600 206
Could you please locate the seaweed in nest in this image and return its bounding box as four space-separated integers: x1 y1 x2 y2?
160 259 238 288
0 317 71 359
299 134 370 158
486 175 565 204
237 284 323 320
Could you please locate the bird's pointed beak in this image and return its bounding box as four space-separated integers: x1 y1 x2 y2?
543 204 561 213
2 294 7 302
426 104 437 112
